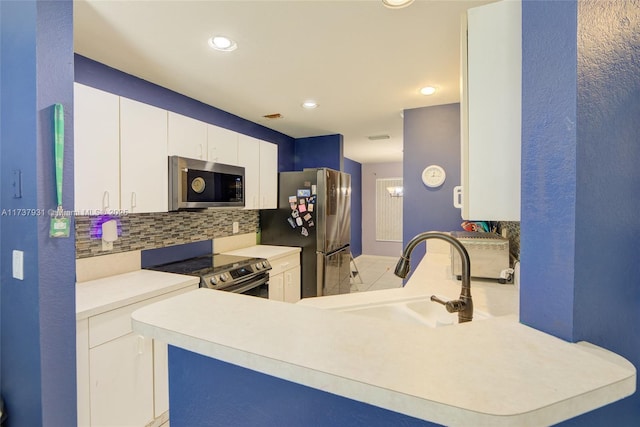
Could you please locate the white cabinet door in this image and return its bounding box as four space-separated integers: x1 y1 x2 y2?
208 124 239 165
259 141 278 209
89 333 154 427
76 319 91 427
268 253 301 302
153 340 170 419
238 134 261 209
284 265 301 303
74 83 120 213
460 0 521 221
120 97 168 213
168 112 207 160
268 272 285 301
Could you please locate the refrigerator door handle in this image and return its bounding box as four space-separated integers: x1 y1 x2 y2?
316 251 325 297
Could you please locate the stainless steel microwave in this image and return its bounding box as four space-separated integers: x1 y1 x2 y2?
169 156 245 210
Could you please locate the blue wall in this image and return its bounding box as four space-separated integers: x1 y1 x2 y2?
402 104 463 275
344 158 362 257
520 0 578 341
75 55 296 171
521 0 639 425
0 1 76 426
293 134 343 171
168 345 438 427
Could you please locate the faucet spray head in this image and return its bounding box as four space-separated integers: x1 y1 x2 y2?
394 256 411 278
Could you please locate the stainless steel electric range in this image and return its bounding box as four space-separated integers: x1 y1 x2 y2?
145 254 272 298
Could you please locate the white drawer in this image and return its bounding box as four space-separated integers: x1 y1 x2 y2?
88 285 196 348
268 253 300 276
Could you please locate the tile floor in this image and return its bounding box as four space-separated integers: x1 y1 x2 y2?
349 254 403 293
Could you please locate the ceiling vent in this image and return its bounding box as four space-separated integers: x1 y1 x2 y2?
368 134 390 140
263 113 283 120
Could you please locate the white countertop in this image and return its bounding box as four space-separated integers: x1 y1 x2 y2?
131 253 636 426
76 270 199 320
300 252 519 318
222 244 300 260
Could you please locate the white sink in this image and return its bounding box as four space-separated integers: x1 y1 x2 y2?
334 296 489 328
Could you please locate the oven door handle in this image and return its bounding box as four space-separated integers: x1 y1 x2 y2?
220 274 269 294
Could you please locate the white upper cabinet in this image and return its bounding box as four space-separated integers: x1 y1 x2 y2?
207 124 239 165
238 135 261 209
259 140 278 209
459 0 521 221
74 83 120 213
120 98 168 213
75 84 168 214
167 112 207 160
238 134 278 210
75 83 275 214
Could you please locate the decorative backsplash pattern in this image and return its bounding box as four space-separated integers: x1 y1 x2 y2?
75 209 259 259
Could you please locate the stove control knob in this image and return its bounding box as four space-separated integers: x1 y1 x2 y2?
210 276 218 285
219 273 228 282
262 261 270 269
255 263 262 270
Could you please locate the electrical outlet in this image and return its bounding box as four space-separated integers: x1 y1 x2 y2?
232 221 239 234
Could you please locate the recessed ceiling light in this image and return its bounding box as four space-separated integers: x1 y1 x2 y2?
208 36 237 52
302 100 318 109
420 86 436 96
382 0 415 9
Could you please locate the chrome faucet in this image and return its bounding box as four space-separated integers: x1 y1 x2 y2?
394 232 473 323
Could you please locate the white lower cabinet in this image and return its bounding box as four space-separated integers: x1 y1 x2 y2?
89 332 154 427
268 253 301 303
153 340 170 418
77 285 195 427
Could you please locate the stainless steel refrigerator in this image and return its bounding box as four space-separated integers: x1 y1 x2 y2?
260 168 351 298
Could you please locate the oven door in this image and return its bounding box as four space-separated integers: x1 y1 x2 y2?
215 272 270 299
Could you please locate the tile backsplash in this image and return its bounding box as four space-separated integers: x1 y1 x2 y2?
75 209 259 259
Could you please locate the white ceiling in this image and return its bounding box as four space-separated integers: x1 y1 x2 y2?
74 0 493 164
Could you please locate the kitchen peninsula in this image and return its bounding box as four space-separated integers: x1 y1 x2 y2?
132 250 636 426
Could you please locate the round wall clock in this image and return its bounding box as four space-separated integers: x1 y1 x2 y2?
422 165 446 188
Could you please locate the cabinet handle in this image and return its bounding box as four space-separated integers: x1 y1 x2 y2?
102 191 110 210
280 262 290 269
131 192 137 210
199 144 204 159
453 186 463 209
137 335 145 355
285 272 291 285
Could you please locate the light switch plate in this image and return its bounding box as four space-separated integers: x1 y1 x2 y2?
232 221 239 234
12 250 24 280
